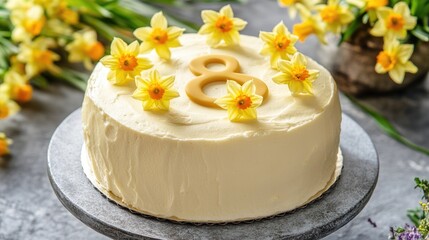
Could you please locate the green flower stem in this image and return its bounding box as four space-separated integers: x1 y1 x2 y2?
347 94 429 156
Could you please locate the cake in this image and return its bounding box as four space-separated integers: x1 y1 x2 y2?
81 7 342 223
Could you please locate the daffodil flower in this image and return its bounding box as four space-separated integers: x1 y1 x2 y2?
316 0 354 34
375 38 417 84
132 70 179 111
134 12 184 60
101 38 153 85
292 5 326 44
272 52 319 95
17 37 61 78
7 3 46 43
2 71 32 103
0 94 19 120
259 21 299 69
277 0 319 19
215 80 263 122
370 2 417 40
66 30 105 70
198 5 247 47
0 133 13 157
347 0 388 22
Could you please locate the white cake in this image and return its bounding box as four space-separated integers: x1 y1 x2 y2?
81 34 342 223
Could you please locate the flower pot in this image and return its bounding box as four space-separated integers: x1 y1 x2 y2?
331 31 429 95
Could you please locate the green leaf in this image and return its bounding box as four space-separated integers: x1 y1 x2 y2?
31 75 49 89
347 95 429 156
68 0 113 18
411 27 429 42
50 68 88 91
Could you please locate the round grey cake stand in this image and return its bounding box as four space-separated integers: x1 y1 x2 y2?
47 109 378 240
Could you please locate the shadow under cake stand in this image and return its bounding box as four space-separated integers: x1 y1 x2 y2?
48 109 379 240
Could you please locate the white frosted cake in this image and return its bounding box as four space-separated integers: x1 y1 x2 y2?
81 33 342 223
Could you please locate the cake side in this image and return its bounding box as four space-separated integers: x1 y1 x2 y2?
81 33 342 222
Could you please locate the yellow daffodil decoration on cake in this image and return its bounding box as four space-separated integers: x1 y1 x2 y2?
198 5 247 47
132 70 179 111
100 38 152 85
215 80 263 122
134 12 185 60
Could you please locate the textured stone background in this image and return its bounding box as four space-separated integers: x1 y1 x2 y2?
1 0 428 239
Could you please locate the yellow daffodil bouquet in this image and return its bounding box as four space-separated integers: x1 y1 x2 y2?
0 0 241 159
279 0 429 85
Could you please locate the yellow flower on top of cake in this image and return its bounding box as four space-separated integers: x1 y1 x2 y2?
134 12 185 60
370 2 417 40
277 0 319 19
2 71 32 103
7 2 46 43
66 30 105 70
0 133 13 157
272 52 319 95
316 0 354 34
292 5 326 44
375 37 417 84
132 70 180 111
17 37 61 78
0 94 20 120
214 80 263 122
259 21 299 69
198 5 247 47
100 37 153 85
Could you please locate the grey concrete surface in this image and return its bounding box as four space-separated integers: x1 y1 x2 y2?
1 0 428 239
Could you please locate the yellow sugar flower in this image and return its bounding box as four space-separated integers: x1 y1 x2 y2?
316 0 354 34
2 70 32 103
259 21 299 69
277 0 320 19
132 70 179 111
370 2 417 40
8 3 46 43
0 94 20 120
293 5 326 44
375 38 417 84
0 133 13 157
198 5 247 47
134 12 185 60
215 80 263 122
17 37 61 78
66 30 105 70
101 38 153 85
272 52 319 95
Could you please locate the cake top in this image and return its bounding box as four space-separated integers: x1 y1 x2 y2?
87 33 337 140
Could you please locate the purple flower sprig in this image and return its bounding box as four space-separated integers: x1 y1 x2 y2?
390 224 422 240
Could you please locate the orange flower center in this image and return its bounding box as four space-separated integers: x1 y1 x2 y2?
293 20 315 42
320 6 339 23
151 28 169 44
36 50 54 66
148 84 165 100
119 54 138 71
386 13 405 31
24 18 45 36
14 84 33 103
291 66 310 81
366 0 388 10
274 35 291 51
279 0 298 6
0 139 8 156
235 95 252 110
377 51 396 70
215 16 234 33
86 42 105 61
0 104 9 119
61 8 79 25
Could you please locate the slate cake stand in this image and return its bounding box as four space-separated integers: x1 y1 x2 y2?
48 109 379 240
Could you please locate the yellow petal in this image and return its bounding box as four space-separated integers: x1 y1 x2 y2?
272 72 291 84
201 10 219 23
160 75 175 88
294 52 307 66
127 41 140 56
111 37 127 56
375 63 387 73
167 39 181 48
100 55 118 69
250 95 263 108
394 2 409 16
273 21 287 35
163 89 180 100
151 11 167 29
220 5 233 18
388 66 405 84
404 61 418 74
133 27 152 41
155 45 171 59
199 24 215 34
233 18 247 31
397 44 413 63
137 57 153 70
167 26 185 39
241 108 257 120
140 41 154 53
226 80 242 97
215 95 233 109
228 108 241 122
242 80 256 95
149 69 160 81
259 31 275 43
